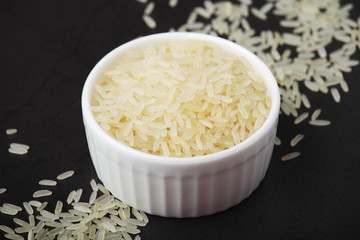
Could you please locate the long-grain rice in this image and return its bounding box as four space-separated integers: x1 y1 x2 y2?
92 40 271 157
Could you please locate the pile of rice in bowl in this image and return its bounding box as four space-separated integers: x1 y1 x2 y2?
91 39 271 157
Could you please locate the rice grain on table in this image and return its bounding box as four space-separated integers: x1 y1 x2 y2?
32 190 52 198
8 143 30 155
56 170 75 180
3 203 22 212
38 180 57 186
330 87 341 103
294 112 309 125
13 218 30 228
97 183 110 195
28 201 41 208
290 134 304 147
22 202 33 215
309 119 331 126
74 188 83 203
144 1 155 15
67 190 76 204
281 152 301 161
14 225 33 234
40 210 59 221
54 201 63 216
0 225 15 234
0 188 6 194
169 0 178 8
4 233 24 240
310 109 322 121
36 202 48 212
6 129 17 135
90 179 98 192
142 15 157 29
0 207 18 216
33 221 44 234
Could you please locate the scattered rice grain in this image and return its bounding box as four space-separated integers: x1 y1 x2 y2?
142 15 156 29
6 129 17 135
309 119 331 126
281 152 301 161
38 179 57 186
0 225 15 234
57 170 75 180
22 202 33 215
32 190 52 198
290 134 305 147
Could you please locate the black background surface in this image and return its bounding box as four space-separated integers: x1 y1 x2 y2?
1 0 360 239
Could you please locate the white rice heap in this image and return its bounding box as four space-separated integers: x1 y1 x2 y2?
0 171 148 240
91 40 271 157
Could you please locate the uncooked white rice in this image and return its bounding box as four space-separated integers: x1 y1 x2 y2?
55 201 63 215
281 152 301 161
32 190 52 198
56 170 75 180
169 0 178 8
39 211 58 222
274 136 281 146
22 202 33 215
142 15 156 29
28 200 41 208
74 188 83 203
97 183 110 195
294 112 309 125
92 40 271 157
36 202 48 212
0 207 18 216
8 143 30 155
309 119 331 126
4 233 23 240
6 129 17 135
251 7 267 20
330 87 341 103
2 203 22 212
290 134 304 147
0 225 15 234
311 109 322 121
67 190 76 204
90 179 98 191
144 1 155 15
38 180 57 186
1 174 148 239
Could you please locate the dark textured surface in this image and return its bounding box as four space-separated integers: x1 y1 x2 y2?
0 0 360 239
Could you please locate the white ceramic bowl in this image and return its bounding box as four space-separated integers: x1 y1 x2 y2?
82 32 280 218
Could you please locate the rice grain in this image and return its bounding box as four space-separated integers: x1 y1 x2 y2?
57 170 75 180
142 15 157 29
0 188 6 194
290 134 305 147
39 180 57 186
169 0 178 8
309 119 331 126
22 202 33 215
6 129 17 135
3 203 22 212
32 190 52 198
0 225 15 234
281 152 301 161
